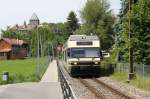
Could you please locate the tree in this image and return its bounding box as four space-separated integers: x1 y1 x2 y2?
131 0 150 64
1 22 69 57
66 11 79 35
115 0 150 64
78 0 115 50
2 29 30 41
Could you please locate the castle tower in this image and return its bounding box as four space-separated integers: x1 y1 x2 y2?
29 13 40 26
24 21 27 28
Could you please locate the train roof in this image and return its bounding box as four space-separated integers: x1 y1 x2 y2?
68 35 99 41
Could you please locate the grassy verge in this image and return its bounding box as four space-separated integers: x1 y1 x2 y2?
110 72 150 91
130 76 150 91
0 57 50 84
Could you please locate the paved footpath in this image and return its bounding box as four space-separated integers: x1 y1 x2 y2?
41 60 58 82
0 60 63 99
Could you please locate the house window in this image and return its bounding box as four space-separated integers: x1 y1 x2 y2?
0 52 5 56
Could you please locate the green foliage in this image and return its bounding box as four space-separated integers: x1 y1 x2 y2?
66 11 79 35
115 0 150 64
76 23 95 35
78 0 115 50
2 29 30 41
30 25 54 56
108 48 119 64
2 22 69 57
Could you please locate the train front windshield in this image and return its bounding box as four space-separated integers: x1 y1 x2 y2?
70 48 100 58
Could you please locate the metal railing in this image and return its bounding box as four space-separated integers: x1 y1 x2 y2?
36 56 52 78
116 62 150 76
57 60 77 99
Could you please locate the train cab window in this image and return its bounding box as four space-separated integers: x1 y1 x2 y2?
71 49 85 58
71 48 100 58
85 48 99 57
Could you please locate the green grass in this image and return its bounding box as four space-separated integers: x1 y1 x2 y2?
110 72 128 81
130 76 150 91
0 57 50 84
110 72 150 91
0 59 36 75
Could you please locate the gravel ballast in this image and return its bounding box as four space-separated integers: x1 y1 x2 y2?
98 77 150 99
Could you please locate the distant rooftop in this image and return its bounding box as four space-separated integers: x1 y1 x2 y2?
30 13 39 20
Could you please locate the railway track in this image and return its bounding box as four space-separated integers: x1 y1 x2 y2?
58 60 135 99
93 78 133 99
79 78 105 99
58 60 100 99
79 78 133 99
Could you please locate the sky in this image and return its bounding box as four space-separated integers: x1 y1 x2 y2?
0 0 121 32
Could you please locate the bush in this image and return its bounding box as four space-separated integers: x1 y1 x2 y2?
100 61 115 76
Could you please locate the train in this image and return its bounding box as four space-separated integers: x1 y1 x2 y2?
62 35 102 76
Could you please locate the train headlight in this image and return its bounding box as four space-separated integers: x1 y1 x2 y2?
74 62 77 65
95 62 98 64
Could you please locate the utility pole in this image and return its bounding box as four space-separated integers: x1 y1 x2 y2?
128 0 134 80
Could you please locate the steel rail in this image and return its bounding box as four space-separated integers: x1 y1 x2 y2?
79 78 105 99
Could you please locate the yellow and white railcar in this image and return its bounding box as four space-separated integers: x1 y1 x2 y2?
62 35 102 76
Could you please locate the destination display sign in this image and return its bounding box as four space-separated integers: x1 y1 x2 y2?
77 42 93 45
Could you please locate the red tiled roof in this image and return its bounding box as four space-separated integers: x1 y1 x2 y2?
0 49 11 52
1 38 28 46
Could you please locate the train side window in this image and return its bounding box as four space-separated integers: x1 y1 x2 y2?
67 49 70 57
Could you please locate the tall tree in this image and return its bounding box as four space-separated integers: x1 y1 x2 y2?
78 0 115 50
131 0 150 64
66 11 79 35
115 0 150 64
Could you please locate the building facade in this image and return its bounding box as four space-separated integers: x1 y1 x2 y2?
0 38 29 60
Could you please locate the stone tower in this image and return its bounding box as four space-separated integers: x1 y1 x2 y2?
29 13 40 26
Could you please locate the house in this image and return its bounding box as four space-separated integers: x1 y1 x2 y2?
0 38 29 60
